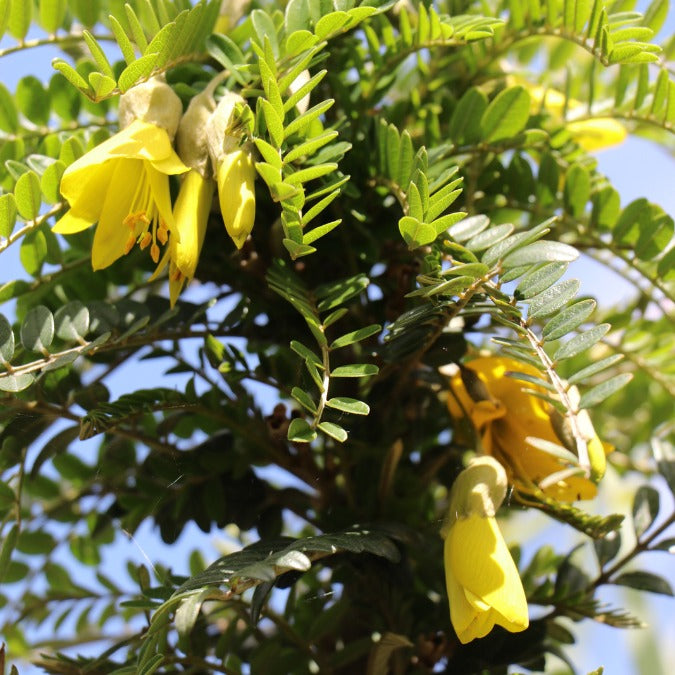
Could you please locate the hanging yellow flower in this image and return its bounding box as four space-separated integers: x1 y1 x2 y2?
205 92 256 249
442 456 529 644
443 357 610 501
152 89 217 306
53 79 188 270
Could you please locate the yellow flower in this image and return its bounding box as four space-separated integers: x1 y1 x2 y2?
214 147 256 249
444 357 610 501
151 89 217 305
529 85 626 152
205 92 256 249
53 80 188 270
442 456 529 644
155 169 215 306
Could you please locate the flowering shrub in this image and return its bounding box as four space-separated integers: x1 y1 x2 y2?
0 1 673 673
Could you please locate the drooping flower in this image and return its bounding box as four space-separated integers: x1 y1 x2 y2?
442 456 529 644
53 78 188 270
205 92 256 249
529 85 626 152
152 89 217 305
442 356 610 501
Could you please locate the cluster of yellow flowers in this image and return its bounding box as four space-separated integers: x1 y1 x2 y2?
53 78 256 305
441 357 610 644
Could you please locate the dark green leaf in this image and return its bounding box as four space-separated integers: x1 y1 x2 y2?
613 571 673 596
0 192 17 238
632 485 660 538
20 305 54 352
54 301 89 342
503 241 579 268
330 324 380 349
0 524 18 583
594 531 621 567
0 314 14 361
291 387 318 414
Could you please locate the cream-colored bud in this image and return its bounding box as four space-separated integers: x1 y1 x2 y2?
205 91 247 164
447 456 508 523
118 78 183 139
176 90 216 177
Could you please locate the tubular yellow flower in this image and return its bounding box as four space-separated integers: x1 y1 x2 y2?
206 92 256 249
152 89 217 305
443 357 610 501
442 456 529 644
53 79 188 270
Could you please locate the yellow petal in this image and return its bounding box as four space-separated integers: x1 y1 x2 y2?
146 161 176 233
217 148 256 249
568 118 626 152
91 160 141 270
447 514 528 640
173 170 215 279
52 210 96 235
59 158 117 222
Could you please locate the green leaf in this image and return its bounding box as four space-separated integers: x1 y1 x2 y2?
88 72 117 99
287 418 317 443
283 99 334 140
331 364 378 378
82 29 116 79
449 88 488 143
283 238 316 259
17 530 56 555
503 241 579 267
325 397 370 416
0 314 14 361
465 223 514 251
567 354 624 385
20 305 55 352
632 485 660 538
541 299 596 341
0 82 18 133
553 323 610 360
578 373 633 409
16 76 50 126
0 525 19 584
0 481 15 509
251 9 279 57
291 387 318 414
330 324 380 349
303 219 341 245
40 160 65 204
564 163 591 217
652 537 675 553
260 98 284 148
19 228 47 276
528 279 580 319
54 301 89 342
399 216 436 249
613 571 673 596
0 373 35 392
8 0 31 39
109 14 136 65
14 170 41 220
51 59 90 92
447 214 489 242
594 531 621 567
516 262 568 299
290 340 322 367
318 421 348 442
118 53 159 92
481 86 530 142
0 192 17 238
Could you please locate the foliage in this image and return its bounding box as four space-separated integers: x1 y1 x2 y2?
0 0 674 673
